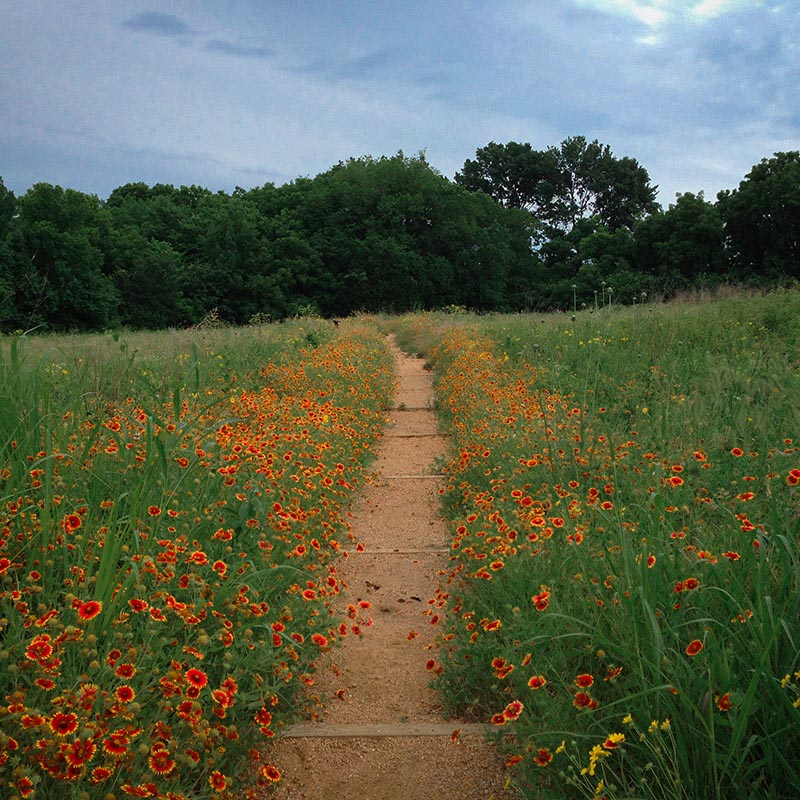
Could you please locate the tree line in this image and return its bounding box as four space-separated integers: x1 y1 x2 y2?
0 139 797 331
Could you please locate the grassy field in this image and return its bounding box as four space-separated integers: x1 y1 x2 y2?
0 318 394 799
388 290 800 800
3 292 799 799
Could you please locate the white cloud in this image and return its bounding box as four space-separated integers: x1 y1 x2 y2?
571 0 671 27
636 32 662 45
690 0 748 20
1 0 794 207
572 0 756 27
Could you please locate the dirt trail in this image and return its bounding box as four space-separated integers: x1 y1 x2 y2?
267 336 516 800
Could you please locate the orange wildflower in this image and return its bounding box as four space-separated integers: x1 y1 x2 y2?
185 668 208 689
685 639 703 657
77 600 103 621
50 711 79 737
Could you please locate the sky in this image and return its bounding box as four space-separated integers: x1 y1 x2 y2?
1 0 798 208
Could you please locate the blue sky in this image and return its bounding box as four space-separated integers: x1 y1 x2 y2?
1 0 797 207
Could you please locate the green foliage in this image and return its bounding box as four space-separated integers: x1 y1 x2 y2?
8 184 118 330
390 293 800 799
0 318 393 798
717 151 800 282
457 136 658 235
634 192 728 296
109 231 183 329
271 152 537 314
535 219 646 309
0 145 796 332
0 177 15 237
454 140 559 223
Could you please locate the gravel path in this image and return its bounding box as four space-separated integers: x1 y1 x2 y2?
265 336 517 800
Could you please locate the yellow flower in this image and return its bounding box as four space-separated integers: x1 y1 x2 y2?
622 713 634 725
582 744 609 776
592 780 606 800
604 732 625 749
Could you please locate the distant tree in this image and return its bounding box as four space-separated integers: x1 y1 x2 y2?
534 218 642 309
282 152 538 314
10 184 117 330
0 177 15 236
108 227 183 329
454 141 559 233
457 136 658 236
17 182 100 231
249 184 328 318
0 179 17 326
633 192 727 296
422 181 538 310
178 193 266 323
717 151 800 282
583 146 660 231
105 182 209 252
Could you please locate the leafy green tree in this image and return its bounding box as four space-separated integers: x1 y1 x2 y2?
633 192 727 296
423 182 538 310
105 183 209 253
281 152 538 314
178 193 267 323
258 205 327 318
534 218 641 309
717 151 800 282
10 184 117 330
457 136 658 236
17 182 100 231
0 179 17 326
587 148 660 231
0 178 15 237
108 227 183 329
454 142 559 237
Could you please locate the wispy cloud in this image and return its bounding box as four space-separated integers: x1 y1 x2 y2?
121 12 193 37
571 1 670 27
572 0 752 28
290 46 423 85
205 39 273 60
3 0 795 207
690 0 746 21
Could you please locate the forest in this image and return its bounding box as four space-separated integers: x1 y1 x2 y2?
0 137 798 331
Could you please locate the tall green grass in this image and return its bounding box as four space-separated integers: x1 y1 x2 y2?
391 290 800 800
0 317 394 799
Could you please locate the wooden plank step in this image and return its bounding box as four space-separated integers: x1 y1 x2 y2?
385 433 448 439
381 474 445 479
354 548 450 554
280 722 495 739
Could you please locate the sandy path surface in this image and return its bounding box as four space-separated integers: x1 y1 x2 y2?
266 336 516 800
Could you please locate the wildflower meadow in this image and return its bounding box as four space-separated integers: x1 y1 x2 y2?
391 291 800 800
3 291 799 800
0 318 394 799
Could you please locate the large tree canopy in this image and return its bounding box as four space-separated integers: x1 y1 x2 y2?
277 152 538 315
717 151 800 282
0 143 794 331
453 141 560 218
633 192 727 294
7 183 117 330
456 136 658 235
